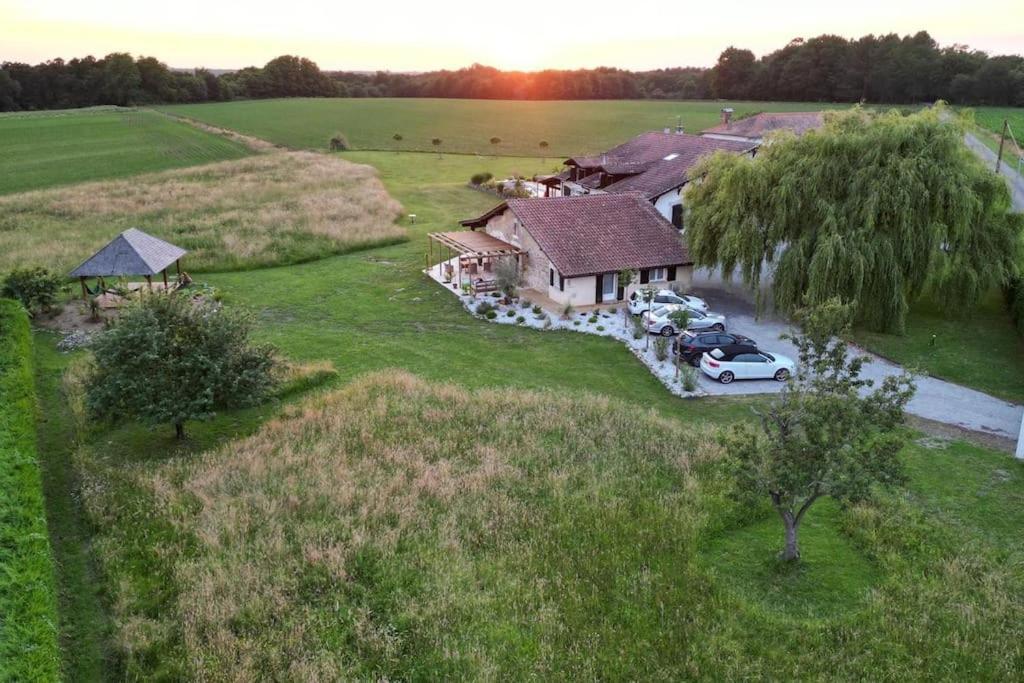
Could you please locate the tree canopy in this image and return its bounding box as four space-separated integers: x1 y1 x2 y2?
723 300 915 561
685 106 1022 332
86 294 276 439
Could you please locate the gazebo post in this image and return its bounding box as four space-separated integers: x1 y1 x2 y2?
79 276 88 301
145 274 153 292
162 269 169 290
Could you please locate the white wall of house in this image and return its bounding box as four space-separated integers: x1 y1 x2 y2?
549 274 597 306
653 188 683 224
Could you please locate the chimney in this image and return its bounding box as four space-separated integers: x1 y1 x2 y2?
675 117 684 134
721 107 734 126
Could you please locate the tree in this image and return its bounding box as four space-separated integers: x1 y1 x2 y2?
711 47 757 99
617 268 635 327
98 52 142 105
489 136 501 145
493 256 522 301
685 107 1022 332
432 137 443 158
329 132 349 151
723 300 915 561
0 68 22 111
86 294 276 439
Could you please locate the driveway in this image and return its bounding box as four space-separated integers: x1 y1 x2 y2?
964 130 1024 212
690 287 1024 441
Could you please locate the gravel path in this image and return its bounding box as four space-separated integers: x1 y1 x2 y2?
963 130 1024 212
690 287 1024 441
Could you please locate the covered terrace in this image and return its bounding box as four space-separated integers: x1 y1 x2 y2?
426 230 522 294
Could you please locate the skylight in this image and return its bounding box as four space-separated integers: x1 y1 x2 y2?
663 153 679 161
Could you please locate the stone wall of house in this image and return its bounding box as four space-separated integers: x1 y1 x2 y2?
480 209 551 293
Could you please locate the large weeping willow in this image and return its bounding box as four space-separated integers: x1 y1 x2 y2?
685 106 1022 332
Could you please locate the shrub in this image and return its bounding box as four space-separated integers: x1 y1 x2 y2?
485 310 498 319
516 315 525 324
328 132 349 151
654 337 670 361
475 301 494 315
596 325 605 331
532 305 542 315
0 300 61 680
680 365 699 392
506 309 516 318
491 292 501 298
86 294 276 439
393 133 403 141
588 315 599 324
470 172 493 186
573 320 581 326
521 299 532 309
2 267 62 317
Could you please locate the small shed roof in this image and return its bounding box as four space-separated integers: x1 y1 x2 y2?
70 228 186 278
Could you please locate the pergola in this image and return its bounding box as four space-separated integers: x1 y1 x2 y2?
427 230 522 293
69 228 187 299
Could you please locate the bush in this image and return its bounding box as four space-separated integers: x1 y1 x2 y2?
329 132 349 151
588 315 599 324
631 314 646 340
516 315 525 324
485 310 498 319
654 337 670 361
470 172 493 186
506 309 516 318
680 364 699 392
1 267 62 317
1005 276 1024 336
532 305 542 315
521 299 532 309
596 325 605 331
573 320 581 326
0 300 61 679
393 133 403 141
475 301 494 315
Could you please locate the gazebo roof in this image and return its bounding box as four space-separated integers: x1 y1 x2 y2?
70 228 186 278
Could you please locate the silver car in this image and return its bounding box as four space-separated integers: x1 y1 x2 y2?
642 306 727 336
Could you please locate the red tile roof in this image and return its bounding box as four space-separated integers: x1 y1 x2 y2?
567 131 726 170
462 194 691 277
701 111 824 139
601 137 754 198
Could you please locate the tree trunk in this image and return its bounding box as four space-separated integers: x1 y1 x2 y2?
781 516 800 561
174 420 185 440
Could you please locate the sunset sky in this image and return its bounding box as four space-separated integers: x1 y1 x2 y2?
2 0 1021 71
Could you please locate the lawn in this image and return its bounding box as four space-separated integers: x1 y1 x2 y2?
27 146 1024 678
0 151 405 274
0 107 250 194
158 98 850 156
851 289 1024 404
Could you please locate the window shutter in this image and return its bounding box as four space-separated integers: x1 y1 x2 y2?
559 274 565 291
667 266 677 281
639 269 650 284
550 268 554 287
595 274 603 303
671 204 683 229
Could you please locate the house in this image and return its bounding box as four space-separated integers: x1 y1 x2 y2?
453 193 691 307
539 130 755 228
701 109 824 144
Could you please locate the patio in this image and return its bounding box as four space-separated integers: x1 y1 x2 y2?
426 230 523 295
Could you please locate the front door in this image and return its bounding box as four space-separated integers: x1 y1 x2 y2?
602 273 616 302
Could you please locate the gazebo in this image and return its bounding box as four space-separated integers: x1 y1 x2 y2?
427 230 522 294
70 228 187 300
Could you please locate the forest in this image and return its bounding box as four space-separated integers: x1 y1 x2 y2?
1 31 1022 111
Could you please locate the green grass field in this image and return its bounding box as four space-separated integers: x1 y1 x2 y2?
159 98 850 156
0 107 250 194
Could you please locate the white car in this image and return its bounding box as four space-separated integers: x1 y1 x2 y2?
628 289 708 315
699 345 795 384
642 306 727 336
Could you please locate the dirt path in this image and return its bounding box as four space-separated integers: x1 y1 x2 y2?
963 130 1024 212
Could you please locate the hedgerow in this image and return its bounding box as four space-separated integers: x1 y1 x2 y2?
0 299 60 681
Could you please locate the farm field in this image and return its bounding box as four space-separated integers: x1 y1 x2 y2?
158 97 852 156
967 106 1024 169
0 151 405 274
0 108 250 194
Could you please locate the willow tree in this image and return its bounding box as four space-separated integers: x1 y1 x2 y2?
685 106 1021 332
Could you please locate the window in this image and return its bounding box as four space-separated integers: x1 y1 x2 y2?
650 267 667 282
734 354 766 363
550 268 555 287
513 221 519 237
671 204 684 230
562 185 570 197
559 274 565 291
654 295 670 303
663 153 679 161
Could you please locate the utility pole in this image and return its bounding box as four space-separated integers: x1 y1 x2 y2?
995 118 1008 174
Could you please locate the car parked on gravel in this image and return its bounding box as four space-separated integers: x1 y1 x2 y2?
673 331 756 366
642 306 727 336
628 289 708 315
699 345 795 384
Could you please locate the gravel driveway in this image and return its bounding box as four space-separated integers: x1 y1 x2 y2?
690 287 1024 441
963 130 1024 212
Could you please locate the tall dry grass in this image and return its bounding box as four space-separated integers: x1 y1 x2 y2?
0 152 405 274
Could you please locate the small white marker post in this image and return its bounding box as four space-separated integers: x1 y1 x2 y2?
1017 411 1024 460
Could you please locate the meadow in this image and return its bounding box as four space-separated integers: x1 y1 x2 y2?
159 98 851 156
0 108 250 194
0 151 405 274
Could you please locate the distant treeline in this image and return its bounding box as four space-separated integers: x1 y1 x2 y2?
2 31 1022 112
